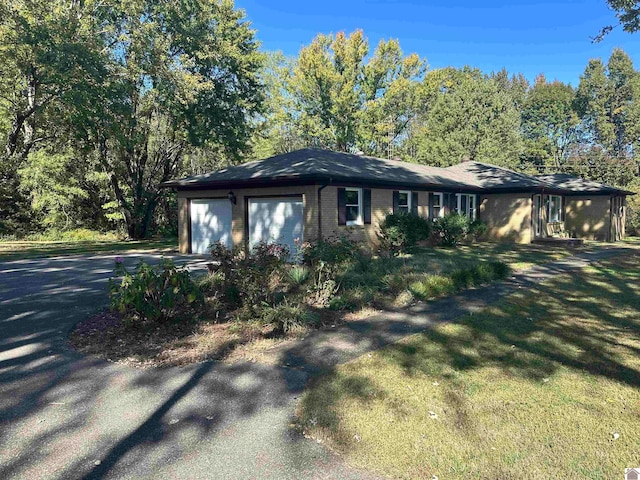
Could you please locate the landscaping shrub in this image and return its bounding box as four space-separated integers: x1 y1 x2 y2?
378 212 431 255
296 236 360 307
307 278 339 308
209 240 289 307
432 213 472 247
298 235 358 267
288 265 311 286
109 258 204 325
469 219 488 241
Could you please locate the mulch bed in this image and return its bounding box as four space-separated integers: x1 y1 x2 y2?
68 305 367 369
69 310 242 368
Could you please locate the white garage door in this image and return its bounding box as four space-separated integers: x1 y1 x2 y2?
190 199 232 254
248 197 303 255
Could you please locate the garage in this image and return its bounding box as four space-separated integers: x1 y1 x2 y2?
189 199 233 254
248 197 303 255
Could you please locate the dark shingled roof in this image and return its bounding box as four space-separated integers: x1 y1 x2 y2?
162 148 632 195
163 148 478 190
445 161 559 191
536 173 633 195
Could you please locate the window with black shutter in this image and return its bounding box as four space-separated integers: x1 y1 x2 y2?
338 187 365 226
430 192 443 219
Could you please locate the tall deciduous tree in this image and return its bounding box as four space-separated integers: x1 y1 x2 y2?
521 75 580 171
0 0 108 234
413 67 522 168
358 39 426 158
83 0 264 239
290 30 368 151
0 0 106 161
576 49 636 157
250 51 305 158
596 0 640 41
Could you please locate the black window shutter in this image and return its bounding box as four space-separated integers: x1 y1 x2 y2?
363 189 372 224
560 196 565 222
429 192 434 219
411 192 418 215
338 188 347 225
392 190 399 214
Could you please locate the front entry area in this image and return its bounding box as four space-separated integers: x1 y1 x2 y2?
248 196 303 254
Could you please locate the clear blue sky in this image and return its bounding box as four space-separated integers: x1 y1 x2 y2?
235 0 640 86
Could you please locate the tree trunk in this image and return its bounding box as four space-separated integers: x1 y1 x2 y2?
4 68 51 161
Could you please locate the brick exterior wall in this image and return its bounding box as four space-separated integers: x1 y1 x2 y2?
564 195 612 241
479 193 533 244
178 184 624 252
319 186 433 248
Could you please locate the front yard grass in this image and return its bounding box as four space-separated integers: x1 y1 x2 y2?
297 253 640 480
0 237 177 261
335 241 585 309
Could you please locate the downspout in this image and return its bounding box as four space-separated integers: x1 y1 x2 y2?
608 195 614 242
540 188 547 239
530 192 536 241
317 180 332 239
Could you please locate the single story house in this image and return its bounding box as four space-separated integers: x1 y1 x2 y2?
162 148 631 254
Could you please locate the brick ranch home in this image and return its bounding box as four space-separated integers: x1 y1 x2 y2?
162 148 631 254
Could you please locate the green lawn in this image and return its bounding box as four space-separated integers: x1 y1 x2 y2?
0 238 177 261
412 241 589 272
298 253 640 480
335 241 590 309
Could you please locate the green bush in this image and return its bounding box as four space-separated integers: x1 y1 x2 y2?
295 236 360 307
469 219 488 240
298 235 358 267
626 179 640 235
1 228 121 242
433 213 473 247
328 285 377 312
109 258 204 325
378 212 431 255
209 240 289 307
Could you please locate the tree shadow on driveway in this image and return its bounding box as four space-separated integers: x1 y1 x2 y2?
0 253 372 480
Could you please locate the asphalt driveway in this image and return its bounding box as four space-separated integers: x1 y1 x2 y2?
0 252 369 480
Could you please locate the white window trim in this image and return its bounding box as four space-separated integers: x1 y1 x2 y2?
432 192 444 218
398 190 412 213
456 193 477 221
548 195 563 223
345 187 363 226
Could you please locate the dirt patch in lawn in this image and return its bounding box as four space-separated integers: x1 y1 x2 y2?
69 307 351 368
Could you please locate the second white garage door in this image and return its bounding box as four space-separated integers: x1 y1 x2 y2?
248 197 303 254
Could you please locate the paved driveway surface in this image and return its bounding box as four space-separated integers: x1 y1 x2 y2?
0 253 369 480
